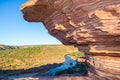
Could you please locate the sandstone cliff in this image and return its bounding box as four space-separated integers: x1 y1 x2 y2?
21 0 120 79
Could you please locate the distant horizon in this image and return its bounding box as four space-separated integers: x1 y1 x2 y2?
0 43 62 46
0 0 61 45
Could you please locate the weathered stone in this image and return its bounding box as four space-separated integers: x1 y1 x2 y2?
21 0 120 79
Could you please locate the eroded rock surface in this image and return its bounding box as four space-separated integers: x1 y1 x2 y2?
21 0 120 79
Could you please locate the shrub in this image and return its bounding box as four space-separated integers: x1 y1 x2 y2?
55 62 87 76
68 51 85 58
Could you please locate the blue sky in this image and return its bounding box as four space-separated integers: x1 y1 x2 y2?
0 0 61 46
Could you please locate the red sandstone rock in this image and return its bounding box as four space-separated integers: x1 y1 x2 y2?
21 0 120 79
77 57 86 62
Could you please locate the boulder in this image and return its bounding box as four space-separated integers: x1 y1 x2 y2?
21 0 120 79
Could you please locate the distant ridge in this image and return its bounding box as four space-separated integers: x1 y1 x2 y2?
0 45 19 50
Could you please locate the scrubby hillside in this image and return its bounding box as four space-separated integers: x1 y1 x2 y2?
0 45 19 50
0 45 81 70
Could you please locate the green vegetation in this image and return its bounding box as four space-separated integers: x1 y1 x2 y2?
0 45 82 70
68 51 85 58
0 45 86 76
55 62 87 76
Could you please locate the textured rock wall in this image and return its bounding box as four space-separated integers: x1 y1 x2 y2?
21 0 120 79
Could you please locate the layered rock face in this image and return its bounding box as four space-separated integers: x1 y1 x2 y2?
21 0 120 79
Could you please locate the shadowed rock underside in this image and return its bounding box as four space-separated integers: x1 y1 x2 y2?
21 0 120 79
